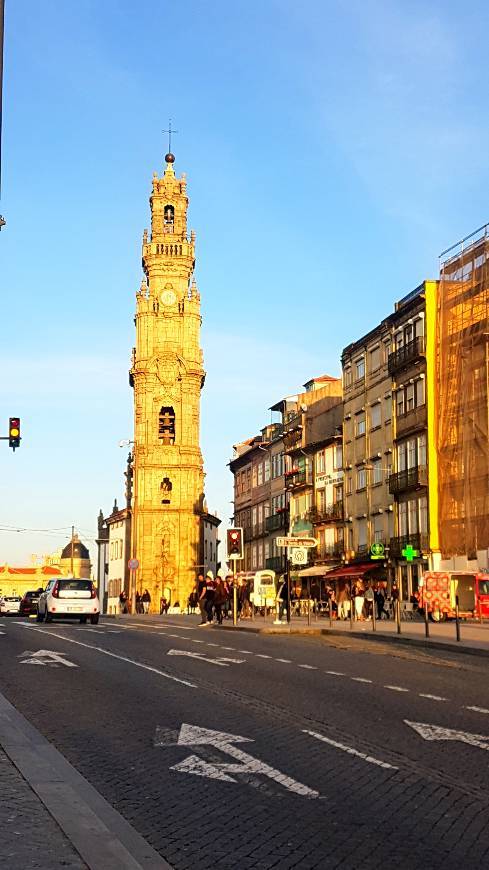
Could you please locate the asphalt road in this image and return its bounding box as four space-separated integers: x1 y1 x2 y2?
1 614 489 869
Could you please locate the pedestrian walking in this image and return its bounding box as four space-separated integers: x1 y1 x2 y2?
214 573 227 625
135 591 142 613
276 575 289 622
142 589 151 614
364 583 375 619
354 580 365 621
375 584 389 620
204 570 216 623
337 583 351 620
196 572 207 624
119 590 128 614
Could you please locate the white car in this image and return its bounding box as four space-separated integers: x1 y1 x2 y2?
0 595 21 615
37 578 100 624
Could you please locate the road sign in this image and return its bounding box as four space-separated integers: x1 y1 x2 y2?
370 542 385 559
276 536 318 548
290 547 308 565
128 558 139 570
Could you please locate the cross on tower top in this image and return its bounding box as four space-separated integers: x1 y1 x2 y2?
163 119 178 163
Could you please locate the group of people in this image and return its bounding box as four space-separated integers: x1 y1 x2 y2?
119 589 152 614
189 570 251 625
333 580 400 621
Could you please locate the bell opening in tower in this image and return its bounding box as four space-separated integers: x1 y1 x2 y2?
159 406 175 445
164 204 174 232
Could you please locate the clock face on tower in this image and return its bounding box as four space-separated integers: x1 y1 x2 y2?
161 289 177 306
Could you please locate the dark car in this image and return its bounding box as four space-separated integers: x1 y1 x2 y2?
19 589 44 617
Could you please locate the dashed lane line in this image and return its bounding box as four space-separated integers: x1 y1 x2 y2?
13 624 198 688
325 670 345 676
351 677 373 684
276 658 292 664
303 729 399 771
255 654 271 659
465 705 489 714
385 685 410 693
298 664 318 670
419 694 448 702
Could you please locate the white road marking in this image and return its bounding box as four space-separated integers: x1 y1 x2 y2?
304 729 399 771
192 639 205 644
325 670 345 676
405 720 489 751
255 654 271 659
221 646 236 651
157 723 319 798
276 658 292 663
14 624 197 688
236 650 253 655
465 705 489 715
205 642 220 647
298 664 317 670
167 649 245 667
384 685 409 693
18 649 77 668
351 677 372 684
0 630 5 635
419 694 447 702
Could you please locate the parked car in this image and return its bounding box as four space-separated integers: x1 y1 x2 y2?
0 595 21 615
37 578 100 624
19 589 44 617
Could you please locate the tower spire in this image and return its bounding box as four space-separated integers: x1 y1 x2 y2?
162 118 178 165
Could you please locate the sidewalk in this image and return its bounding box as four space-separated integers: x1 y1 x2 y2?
124 613 489 657
0 747 86 869
216 613 489 657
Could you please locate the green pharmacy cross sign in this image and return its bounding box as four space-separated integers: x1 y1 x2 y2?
402 544 419 562
370 542 385 560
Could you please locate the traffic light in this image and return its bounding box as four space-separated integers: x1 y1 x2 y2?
227 527 243 560
9 417 20 450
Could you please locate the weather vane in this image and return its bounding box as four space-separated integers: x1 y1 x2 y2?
163 119 178 155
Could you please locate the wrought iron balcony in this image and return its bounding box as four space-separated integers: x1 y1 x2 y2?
285 469 312 489
388 336 425 375
266 511 288 532
389 533 429 557
309 502 344 523
388 465 428 494
315 543 344 561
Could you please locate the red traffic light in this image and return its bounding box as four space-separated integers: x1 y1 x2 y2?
227 527 243 559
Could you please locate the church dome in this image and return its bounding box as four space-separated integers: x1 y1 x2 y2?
61 537 90 560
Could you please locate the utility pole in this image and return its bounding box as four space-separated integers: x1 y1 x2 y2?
71 525 74 576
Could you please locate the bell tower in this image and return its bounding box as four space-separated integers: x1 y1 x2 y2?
130 149 205 610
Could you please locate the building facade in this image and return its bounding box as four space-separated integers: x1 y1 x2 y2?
129 151 205 611
199 510 221 579
106 503 131 614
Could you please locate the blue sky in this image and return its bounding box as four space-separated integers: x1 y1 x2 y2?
1 0 488 564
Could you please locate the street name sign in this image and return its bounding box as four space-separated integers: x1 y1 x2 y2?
276 536 318 548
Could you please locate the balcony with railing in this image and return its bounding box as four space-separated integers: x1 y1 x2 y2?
388 465 428 494
285 469 312 490
388 336 425 375
389 533 429 557
266 511 289 533
315 543 344 562
309 502 344 524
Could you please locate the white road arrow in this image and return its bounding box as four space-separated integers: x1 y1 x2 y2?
18 649 78 668
405 720 489 751
156 723 319 798
167 649 245 667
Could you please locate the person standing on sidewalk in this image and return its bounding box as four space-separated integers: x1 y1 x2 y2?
354 580 365 621
277 576 289 622
142 589 151 613
214 573 227 625
337 583 350 620
204 570 216 623
364 583 375 619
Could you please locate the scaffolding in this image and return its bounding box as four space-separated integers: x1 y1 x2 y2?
437 223 489 560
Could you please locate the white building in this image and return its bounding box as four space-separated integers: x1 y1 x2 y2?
106 504 131 614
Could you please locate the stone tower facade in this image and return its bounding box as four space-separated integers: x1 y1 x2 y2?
130 152 205 611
